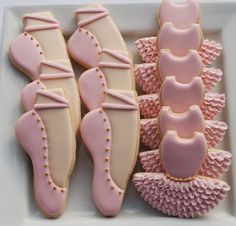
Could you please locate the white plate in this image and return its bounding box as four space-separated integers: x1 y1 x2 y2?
0 1 236 226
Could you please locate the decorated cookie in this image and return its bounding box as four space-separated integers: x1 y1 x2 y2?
10 12 80 218
81 90 139 216
68 4 139 217
15 89 75 218
158 23 203 57
138 90 225 120
133 0 231 218
135 49 222 94
68 3 128 68
135 37 222 66
140 110 227 149
78 49 134 110
158 0 200 29
10 12 80 132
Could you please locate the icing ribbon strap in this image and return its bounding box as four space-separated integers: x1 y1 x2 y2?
75 8 109 27
23 14 60 32
39 61 74 80
99 48 131 69
102 89 138 110
37 89 69 105
34 90 69 110
34 103 69 110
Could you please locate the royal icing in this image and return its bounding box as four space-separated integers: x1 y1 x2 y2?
23 12 68 60
158 0 200 29
158 23 202 56
135 36 222 65
160 76 205 113
80 90 139 216
21 80 46 111
140 117 227 149
79 68 107 110
15 89 74 217
158 49 202 83
133 0 230 218
160 131 207 179
10 32 44 80
12 11 80 218
80 108 123 216
75 4 127 51
23 14 59 32
68 3 128 68
135 62 222 93
158 105 205 138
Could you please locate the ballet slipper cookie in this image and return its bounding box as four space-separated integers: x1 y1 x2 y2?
20 60 80 131
79 49 134 110
67 3 128 68
80 90 139 216
15 89 76 218
9 12 80 131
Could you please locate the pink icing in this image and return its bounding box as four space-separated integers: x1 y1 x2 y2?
135 62 222 93
102 49 131 64
159 0 199 29
34 103 68 110
139 92 225 120
161 76 205 113
133 172 230 218
200 39 223 66
75 8 109 27
15 110 66 217
98 62 130 69
23 14 58 23
139 149 232 178
98 49 131 69
158 49 202 83
134 63 160 94
23 14 59 32
140 119 161 149
78 68 107 110
67 28 101 68
36 89 69 104
21 61 74 111
158 105 205 138
41 60 73 73
140 118 227 149
10 33 44 80
106 89 137 107
21 80 45 111
158 23 202 56
102 103 138 110
80 109 123 216
160 131 207 178
135 37 222 65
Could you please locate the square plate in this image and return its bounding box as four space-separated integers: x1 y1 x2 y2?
0 1 236 225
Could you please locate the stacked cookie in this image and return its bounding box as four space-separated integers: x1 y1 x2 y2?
67 3 140 216
133 0 231 218
9 12 80 218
